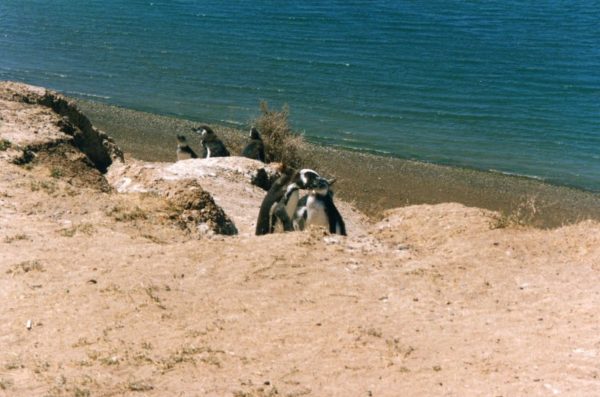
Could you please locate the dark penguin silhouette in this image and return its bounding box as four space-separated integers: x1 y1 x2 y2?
294 177 347 236
242 127 265 162
176 134 198 161
255 167 321 235
192 125 230 158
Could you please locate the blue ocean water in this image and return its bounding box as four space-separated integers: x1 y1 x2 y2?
1 1 599 190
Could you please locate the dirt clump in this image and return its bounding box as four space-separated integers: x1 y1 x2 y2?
163 179 238 236
24 144 112 193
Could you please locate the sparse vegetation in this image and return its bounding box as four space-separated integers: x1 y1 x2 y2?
99 355 120 366
74 387 91 397
60 223 95 237
4 361 21 370
253 101 305 168
128 381 154 392
107 205 148 222
489 196 539 229
0 139 11 151
50 167 62 179
6 260 44 274
145 286 167 310
4 233 29 243
30 179 58 194
0 378 14 390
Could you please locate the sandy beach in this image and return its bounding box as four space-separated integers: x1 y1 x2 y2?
1 82 600 396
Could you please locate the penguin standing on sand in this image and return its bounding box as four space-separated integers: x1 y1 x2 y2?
255 167 321 235
294 177 346 236
176 134 198 161
192 125 230 158
242 127 265 162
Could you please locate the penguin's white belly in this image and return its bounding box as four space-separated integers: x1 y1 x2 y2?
285 190 299 220
305 196 329 228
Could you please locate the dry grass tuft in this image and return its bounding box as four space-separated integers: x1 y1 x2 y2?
107 205 148 222
128 380 154 392
7 260 44 274
253 101 305 168
4 233 29 243
60 223 95 237
490 196 539 229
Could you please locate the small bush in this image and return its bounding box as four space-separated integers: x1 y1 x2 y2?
253 101 304 168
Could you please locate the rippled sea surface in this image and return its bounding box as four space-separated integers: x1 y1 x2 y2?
1 1 599 190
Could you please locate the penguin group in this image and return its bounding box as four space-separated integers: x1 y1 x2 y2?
255 167 346 236
174 125 346 236
177 125 264 161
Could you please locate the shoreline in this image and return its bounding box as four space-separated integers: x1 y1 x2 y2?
75 98 600 228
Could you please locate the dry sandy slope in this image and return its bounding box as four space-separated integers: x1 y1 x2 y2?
1 82 600 396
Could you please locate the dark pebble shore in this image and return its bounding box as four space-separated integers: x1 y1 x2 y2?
76 99 600 228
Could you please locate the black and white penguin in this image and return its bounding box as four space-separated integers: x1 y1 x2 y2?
242 127 265 162
294 177 347 236
255 167 321 235
176 134 198 161
192 125 230 158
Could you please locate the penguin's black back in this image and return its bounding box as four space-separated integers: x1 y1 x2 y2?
242 128 265 162
242 140 265 162
323 192 346 236
255 168 298 235
203 139 230 158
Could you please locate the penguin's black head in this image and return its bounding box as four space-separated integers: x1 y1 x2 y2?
193 126 216 141
297 169 321 189
250 127 261 140
310 177 332 197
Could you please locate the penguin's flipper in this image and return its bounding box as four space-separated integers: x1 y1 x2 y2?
273 202 294 232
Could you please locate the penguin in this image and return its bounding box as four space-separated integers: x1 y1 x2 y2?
255 167 321 235
242 127 266 162
192 125 230 158
294 177 347 236
176 134 198 161
255 164 295 235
